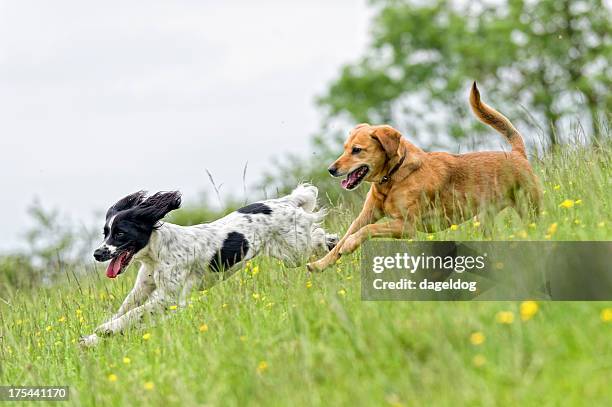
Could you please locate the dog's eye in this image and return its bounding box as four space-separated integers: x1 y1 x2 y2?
115 231 125 238
352 147 362 154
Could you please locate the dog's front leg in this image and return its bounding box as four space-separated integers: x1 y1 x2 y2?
113 264 156 318
339 219 414 255
307 188 382 272
79 265 156 348
93 288 171 337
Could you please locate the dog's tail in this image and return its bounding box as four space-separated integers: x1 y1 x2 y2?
289 183 319 213
469 82 527 158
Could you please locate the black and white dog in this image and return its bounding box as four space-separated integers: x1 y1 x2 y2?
80 184 337 347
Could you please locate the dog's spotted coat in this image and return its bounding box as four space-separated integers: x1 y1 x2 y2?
80 184 337 347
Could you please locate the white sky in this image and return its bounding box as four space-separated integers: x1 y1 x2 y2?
0 0 372 251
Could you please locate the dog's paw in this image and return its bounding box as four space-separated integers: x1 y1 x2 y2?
306 260 327 273
79 334 101 348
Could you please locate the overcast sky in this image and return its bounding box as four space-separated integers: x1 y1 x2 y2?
0 1 372 252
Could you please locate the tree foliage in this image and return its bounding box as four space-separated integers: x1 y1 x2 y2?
319 0 611 147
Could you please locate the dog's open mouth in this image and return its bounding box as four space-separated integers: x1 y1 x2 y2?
106 250 133 279
341 166 369 190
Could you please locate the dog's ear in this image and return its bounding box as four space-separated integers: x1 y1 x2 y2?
106 191 148 219
133 191 182 225
371 125 423 171
371 125 404 162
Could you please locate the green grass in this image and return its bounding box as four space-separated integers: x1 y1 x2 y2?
1 142 611 406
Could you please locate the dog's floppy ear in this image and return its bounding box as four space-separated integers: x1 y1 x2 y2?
371 125 423 172
133 191 182 225
371 125 404 162
106 191 148 219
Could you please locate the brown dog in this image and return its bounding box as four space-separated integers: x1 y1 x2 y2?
307 82 542 272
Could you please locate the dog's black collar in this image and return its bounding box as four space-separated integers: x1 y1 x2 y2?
379 154 405 184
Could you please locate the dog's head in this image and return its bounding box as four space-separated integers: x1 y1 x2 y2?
93 191 182 278
328 124 412 190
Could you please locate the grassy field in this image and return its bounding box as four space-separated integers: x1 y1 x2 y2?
1 142 611 406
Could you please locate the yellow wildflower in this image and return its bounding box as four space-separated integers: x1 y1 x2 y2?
123 357 131 365
528 223 536 229
45 325 53 332
337 289 346 296
601 308 612 322
495 311 515 324
553 184 561 190
168 305 178 311
517 230 528 239
58 316 66 323
257 361 268 374
252 293 260 300
473 221 481 228
574 199 582 205
547 223 558 236
143 382 154 391
306 280 313 288
251 266 260 276
142 333 151 341
426 234 434 240
199 324 208 333
107 374 118 382
470 332 485 345
520 301 539 321
450 224 459 231
559 199 574 209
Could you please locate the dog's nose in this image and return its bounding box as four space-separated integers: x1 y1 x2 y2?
93 247 110 262
328 166 338 176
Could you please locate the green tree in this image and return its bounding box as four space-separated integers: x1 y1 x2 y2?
319 0 611 147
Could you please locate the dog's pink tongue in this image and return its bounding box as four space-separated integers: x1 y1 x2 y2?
106 253 125 279
341 172 357 189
